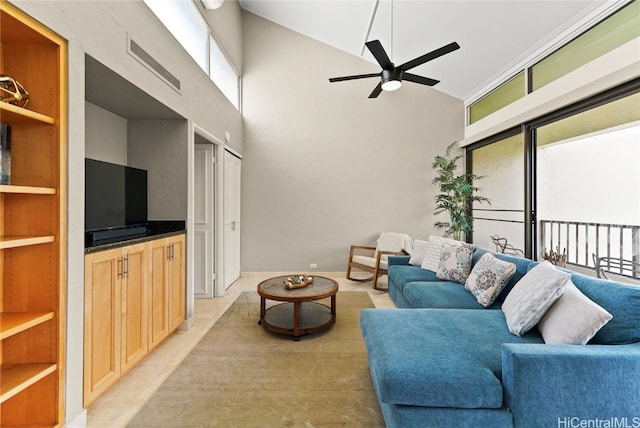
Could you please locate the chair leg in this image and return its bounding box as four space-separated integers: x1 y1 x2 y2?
346 263 374 282
372 267 383 291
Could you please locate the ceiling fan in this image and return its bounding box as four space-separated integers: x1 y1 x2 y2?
329 39 460 98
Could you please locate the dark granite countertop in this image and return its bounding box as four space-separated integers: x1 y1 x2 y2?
85 221 185 254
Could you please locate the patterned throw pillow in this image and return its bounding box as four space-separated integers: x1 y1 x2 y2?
465 253 516 307
436 243 474 284
502 261 569 336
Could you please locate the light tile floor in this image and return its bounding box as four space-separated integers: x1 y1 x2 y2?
86 275 394 428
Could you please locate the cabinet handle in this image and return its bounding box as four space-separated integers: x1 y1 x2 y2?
117 257 123 278
124 254 129 279
167 244 172 261
170 243 175 260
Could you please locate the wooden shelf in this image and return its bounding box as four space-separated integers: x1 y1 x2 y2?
1 1 66 424
0 102 55 125
0 363 57 403
0 236 55 249
0 312 55 340
0 185 56 195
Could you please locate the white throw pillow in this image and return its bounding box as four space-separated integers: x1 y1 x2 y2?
537 281 612 345
502 261 569 337
420 235 460 272
465 253 516 307
409 239 429 266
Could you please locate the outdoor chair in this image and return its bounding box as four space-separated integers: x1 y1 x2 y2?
490 234 524 256
592 254 640 284
346 232 413 291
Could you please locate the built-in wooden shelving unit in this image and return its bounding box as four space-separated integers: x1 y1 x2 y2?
0 0 67 425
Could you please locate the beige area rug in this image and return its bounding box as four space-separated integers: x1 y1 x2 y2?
128 291 385 427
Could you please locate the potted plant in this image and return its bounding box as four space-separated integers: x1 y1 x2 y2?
432 142 490 241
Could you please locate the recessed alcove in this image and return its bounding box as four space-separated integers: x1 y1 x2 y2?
84 55 188 222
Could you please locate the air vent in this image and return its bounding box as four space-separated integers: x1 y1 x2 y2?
127 36 181 92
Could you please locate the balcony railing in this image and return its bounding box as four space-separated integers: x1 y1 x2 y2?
540 219 640 279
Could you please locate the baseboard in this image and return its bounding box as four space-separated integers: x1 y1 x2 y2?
65 409 87 428
241 271 346 278
178 316 195 332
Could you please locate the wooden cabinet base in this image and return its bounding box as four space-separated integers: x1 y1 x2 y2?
83 234 185 406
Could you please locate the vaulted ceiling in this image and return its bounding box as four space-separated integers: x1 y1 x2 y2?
239 0 599 101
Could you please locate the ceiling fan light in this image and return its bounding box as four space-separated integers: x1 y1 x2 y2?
381 69 403 91
381 80 402 91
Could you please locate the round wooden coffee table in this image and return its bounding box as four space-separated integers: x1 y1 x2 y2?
257 275 338 341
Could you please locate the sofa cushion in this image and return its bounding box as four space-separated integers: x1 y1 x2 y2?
360 308 543 409
502 261 569 336
570 271 640 344
437 243 474 284
465 253 516 307
537 280 612 344
352 254 387 270
404 281 501 309
388 265 438 293
472 248 533 304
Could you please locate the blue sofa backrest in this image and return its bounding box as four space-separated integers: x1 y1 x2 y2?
568 270 640 345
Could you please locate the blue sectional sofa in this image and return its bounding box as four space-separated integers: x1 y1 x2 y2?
360 248 640 428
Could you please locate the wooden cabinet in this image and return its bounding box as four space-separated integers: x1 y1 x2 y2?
83 248 121 406
148 234 185 350
121 243 148 373
84 234 184 406
0 2 67 426
167 235 185 332
148 239 169 350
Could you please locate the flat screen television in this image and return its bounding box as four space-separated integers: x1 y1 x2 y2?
85 158 148 233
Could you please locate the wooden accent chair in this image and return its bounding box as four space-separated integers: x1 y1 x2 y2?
346 233 412 291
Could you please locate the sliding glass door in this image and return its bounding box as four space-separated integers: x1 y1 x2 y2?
467 81 639 274
469 132 526 256
535 92 640 273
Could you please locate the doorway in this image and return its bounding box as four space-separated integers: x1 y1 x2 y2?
194 141 216 298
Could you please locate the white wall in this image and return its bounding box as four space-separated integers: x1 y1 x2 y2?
241 12 464 272
8 1 244 424
538 125 640 225
84 101 127 164
128 120 189 220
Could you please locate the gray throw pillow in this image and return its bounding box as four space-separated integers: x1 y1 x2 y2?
502 261 569 336
537 281 612 344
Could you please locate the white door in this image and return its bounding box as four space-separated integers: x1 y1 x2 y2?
194 144 215 298
223 150 241 289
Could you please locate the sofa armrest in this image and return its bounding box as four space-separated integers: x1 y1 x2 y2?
502 342 640 428
387 255 411 266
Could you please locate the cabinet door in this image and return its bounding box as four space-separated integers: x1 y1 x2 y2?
168 235 186 331
148 239 169 350
84 248 122 407
121 243 148 373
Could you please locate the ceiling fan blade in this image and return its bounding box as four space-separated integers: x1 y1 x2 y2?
365 40 393 69
368 82 383 99
399 42 460 71
329 73 380 83
403 73 440 86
